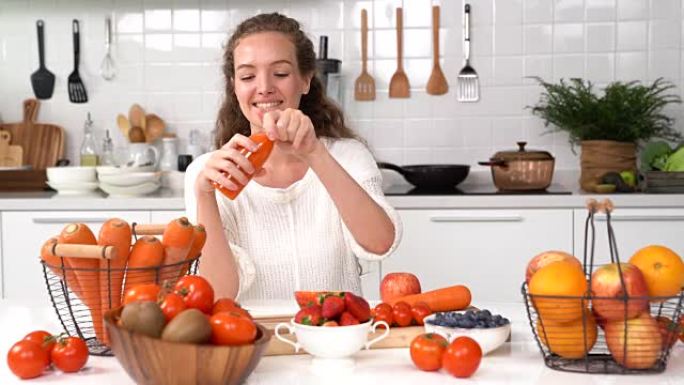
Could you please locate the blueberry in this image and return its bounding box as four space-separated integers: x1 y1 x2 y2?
476 321 487 328
461 319 475 328
492 315 502 323
487 321 498 328
480 309 492 318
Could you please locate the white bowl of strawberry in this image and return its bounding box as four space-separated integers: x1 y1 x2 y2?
275 292 389 359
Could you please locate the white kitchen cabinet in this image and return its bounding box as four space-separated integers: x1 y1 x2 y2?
572 208 684 267
381 209 573 304
0 213 3 298
1 211 149 306
150 210 186 225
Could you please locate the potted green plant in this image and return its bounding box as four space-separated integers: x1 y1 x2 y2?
529 77 683 191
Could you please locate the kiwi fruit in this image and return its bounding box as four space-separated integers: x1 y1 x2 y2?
595 184 617 194
120 301 166 338
161 308 212 344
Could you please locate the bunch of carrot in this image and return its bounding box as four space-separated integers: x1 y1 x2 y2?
39 217 207 346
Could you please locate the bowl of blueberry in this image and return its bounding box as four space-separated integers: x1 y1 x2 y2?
423 309 511 355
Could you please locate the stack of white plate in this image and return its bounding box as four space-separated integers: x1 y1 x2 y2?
97 166 161 197
46 166 99 195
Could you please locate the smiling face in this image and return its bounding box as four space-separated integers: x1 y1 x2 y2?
232 32 312 132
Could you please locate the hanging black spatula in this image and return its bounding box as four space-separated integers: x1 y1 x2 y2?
68 19 88 103
30 20 55 100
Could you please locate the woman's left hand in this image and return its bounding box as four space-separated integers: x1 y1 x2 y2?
262 108 323 161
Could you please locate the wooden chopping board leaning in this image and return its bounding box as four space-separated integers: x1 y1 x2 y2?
0 98 64 169
0 130 23 167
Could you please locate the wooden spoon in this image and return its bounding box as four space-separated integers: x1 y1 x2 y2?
116 114 130 139
129 104 146 130
426 5 448 95
128 126 146 143
145 114 165 143
354 9 376 101
389 7 410 98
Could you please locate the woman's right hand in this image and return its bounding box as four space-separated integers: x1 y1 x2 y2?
195 133 259 194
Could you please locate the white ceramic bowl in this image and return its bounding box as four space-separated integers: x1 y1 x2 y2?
47 181 100 195
46 166 97 184
275 319 389 359
99 181 160 197
98 172 161 187
423 313 511 355
162 170 186 191
96 165 157 177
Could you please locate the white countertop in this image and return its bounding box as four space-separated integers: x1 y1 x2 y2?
0 187 682 211
1 299 683 384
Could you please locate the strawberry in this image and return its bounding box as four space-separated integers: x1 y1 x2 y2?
344 292 371 322
294 305 323 326
339 311 360 326
294 291 344 308
321 295 345 319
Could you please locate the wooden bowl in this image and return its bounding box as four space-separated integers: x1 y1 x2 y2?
104 308 270 385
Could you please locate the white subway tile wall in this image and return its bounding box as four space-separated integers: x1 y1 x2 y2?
0 0 683 170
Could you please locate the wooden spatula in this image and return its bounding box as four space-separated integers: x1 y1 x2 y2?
426 6 448 95
0 130 23 168
354 9 375 101
389 7 410 98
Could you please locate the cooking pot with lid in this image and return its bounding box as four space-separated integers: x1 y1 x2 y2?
478 142 554 191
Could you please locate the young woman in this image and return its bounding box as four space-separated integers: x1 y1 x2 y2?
185 13 401 301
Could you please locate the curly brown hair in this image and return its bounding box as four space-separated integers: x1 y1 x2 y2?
215 13 357 148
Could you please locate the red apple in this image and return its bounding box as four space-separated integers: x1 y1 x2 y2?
380 272 421 303
591 263 649 322
526 250 581 283
605 312 662 369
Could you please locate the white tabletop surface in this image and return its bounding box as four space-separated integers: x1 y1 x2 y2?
1 299 683 384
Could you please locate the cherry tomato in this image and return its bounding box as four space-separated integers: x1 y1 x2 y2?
123 283 161 305
51 337 89 373
174 275 215 314
392 301 413 327
409 333 448 371
373 303 393 327
7 340 47 379
23 330 55 366
442 336 482 378
209 312 257 345
411 302 432 326
160 292 187 322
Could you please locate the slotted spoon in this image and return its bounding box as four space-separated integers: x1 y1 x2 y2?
68 19 88 103
457 4 479 102
354 9 375 101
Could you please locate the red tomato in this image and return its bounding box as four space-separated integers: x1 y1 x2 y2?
373 303 393 327
410 333 448 371
411 302 432 326
392 301 413 327
175 275 215 314
7 340 47 379
51 337 89 373
212 298 240 314
23 330 55 366
123 283 161 305
442 336 482 378
209 312 257 345
212 298 252 319
160 292 187 322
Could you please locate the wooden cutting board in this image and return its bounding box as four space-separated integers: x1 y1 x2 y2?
255 315 425 356
0 130 23 167
0 99 64 169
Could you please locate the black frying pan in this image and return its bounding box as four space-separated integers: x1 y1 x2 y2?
378 162 470 189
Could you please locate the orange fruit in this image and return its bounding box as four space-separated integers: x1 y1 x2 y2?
529 260 588 323
629 245 684 298
537 309 597 359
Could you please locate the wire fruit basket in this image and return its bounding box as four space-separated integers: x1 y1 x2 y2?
41 223 200 356
522 199 684 374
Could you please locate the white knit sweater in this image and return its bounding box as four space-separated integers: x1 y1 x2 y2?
184 138 402 301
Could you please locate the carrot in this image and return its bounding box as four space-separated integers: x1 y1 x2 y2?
40 237 64 279
123 236 165 293
179 224 206 278
161 217 195 283
97 218 132 346
58 223 103 342
388 285 472 312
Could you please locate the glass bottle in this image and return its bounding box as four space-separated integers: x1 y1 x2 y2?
213 132 273 200
100 129 115 166
80 113 99 166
